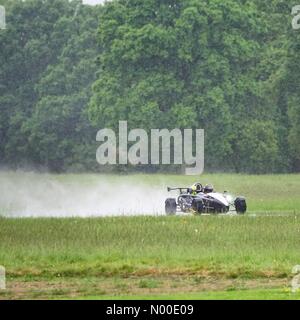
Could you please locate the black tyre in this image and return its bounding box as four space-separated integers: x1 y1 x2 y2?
165 198 177 215
192 199 204 214
235 197 247 214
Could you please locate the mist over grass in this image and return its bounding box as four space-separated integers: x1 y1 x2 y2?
0 171 299 217
0 171 170 217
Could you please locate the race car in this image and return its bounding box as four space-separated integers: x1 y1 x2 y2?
165 182 247 215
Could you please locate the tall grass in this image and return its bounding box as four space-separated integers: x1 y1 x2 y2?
1 214 300 278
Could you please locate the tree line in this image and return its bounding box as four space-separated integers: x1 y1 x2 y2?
0 0 299 173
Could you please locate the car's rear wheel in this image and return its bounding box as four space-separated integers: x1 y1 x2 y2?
165 198 177 215
192 199 204 214
235 197 247 214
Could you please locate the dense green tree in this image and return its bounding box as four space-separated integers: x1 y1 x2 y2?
1 0 299 173
1 0 101 171
1 0 77 166
285 19 300 172
89 0 286 173
27 3 101 171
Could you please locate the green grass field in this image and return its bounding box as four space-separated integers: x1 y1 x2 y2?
0 173 300 300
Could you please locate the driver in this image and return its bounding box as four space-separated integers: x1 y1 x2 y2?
204 184 214 193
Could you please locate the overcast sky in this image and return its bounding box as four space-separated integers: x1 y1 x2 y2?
82 0 106 5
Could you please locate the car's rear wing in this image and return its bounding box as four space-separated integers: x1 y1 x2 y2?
167 187 189 193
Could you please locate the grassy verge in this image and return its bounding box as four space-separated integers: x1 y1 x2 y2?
86 289 300 300
0 275 297 300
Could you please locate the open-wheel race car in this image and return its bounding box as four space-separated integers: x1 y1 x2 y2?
165 182 247 215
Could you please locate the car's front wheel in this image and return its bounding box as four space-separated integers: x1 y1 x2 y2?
235 197 247 214
165 198 177 215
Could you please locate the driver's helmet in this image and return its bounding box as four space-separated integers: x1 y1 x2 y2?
191 185 197 195
204 184 214 193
